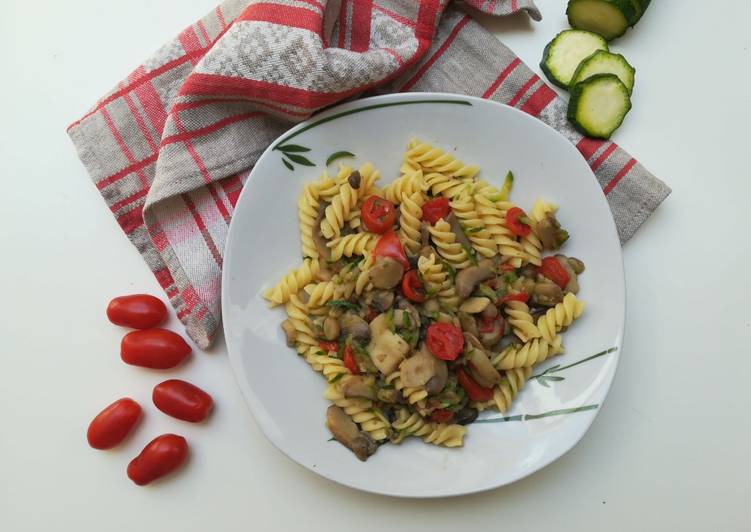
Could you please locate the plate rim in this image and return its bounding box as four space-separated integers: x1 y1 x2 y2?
222 91 626 498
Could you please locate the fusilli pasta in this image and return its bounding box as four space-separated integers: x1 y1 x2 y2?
428 218 472 269
537 293 585 343
398 189 426 256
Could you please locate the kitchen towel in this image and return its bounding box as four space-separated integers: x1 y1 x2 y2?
68 0 670 348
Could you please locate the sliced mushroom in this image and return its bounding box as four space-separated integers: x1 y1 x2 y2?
466 348 502 388
423 298 440 314
459 297 491 314
555 254 579 294
340 375 376 400
454 406 479 426
322 317 340 340
396 299 421 330
481 303 498 319
313 204 331 261
420 223 431 248
326 405 377 461
369 256 404 289
367 290 394 313
377 387 400 404
532 281 563 307
281 319 297 347
419 245 437 260
400 344 447 393
367 312 409 374
347 170 361 190
340 313 370 341
567 257 585 275
455 262 495 298
519 264 539 279
445 212 473 251
535 213 569 251
458 312 479 338
479 318 504 348
463 332 484 352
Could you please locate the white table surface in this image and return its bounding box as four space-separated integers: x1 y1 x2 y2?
2 1 749 530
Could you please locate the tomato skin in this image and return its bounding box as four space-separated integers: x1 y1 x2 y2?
106 295 167 329
343 346 360 375
499 263 517 273
372 230 410 270
361 196 397 234
506 207 531 237
422 197 451 225
319 341 339 352
127 434 188 486
87 398 142 450
540 257 571 289
456 368 494 402
430 408 454 423
425 322 464 361
153 380 213 423
479 314 505 334
401 270 426 303
121 329 191 369
500 292 529 305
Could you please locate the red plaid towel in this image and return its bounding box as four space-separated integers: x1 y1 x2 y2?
68 0 670 349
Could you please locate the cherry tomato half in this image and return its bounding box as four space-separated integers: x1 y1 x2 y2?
500 292 529 305
401 270 426 303
343 346 360 375
361 196 397 234
127 434 188 486
121 329 191 369
478 314 505 334
421 197 451 225
430 408 454 423
540 256 571 289
372 230 410 270
506 207 531 237
106 294 167 329
456 368 494 402
87 398 142 450
153 380 214 423
425 322 464 361
319 340 339 352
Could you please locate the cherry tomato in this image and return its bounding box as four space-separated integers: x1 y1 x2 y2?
121 329 191 369
401 270 426 303
430 408 454 423
425 322 464 361
127 434 188 486
540 256 571 289
506 207 531 237
153 380 213 423
372 230 410 270
319 340 339 352
343 346 360 375
421 197 451 225
364 307 378 322
456 368 494 402
87 398 142 450
500 292 529 305
361 195 397 234
106 294 167 329
499 263 517 273
478 314 505 334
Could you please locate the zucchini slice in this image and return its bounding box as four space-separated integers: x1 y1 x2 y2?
540 30 609 89
567 74 632 139
569 50 635 94
628 0 651 25
566 0 636 41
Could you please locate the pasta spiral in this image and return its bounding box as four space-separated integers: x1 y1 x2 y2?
382 168 425 204
449 193 497 258
491 336 564 370
504 300 542 343
398 189 426 256
355 252 374 295
308 353 351 382
326 232 377 261
520 231 542 266
298 184 320 260
391 409 466 447
320 179 359 239
473 367 532 413
428 219 471 270
537 293 585 343
304 279 355 308
417 253 459 309
530 198 558 223
324 383 390 441
473 194 524 265
264 258 320 306
385 371 428 405
405 140 480 179
425 172 472 199
284 294 317 351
